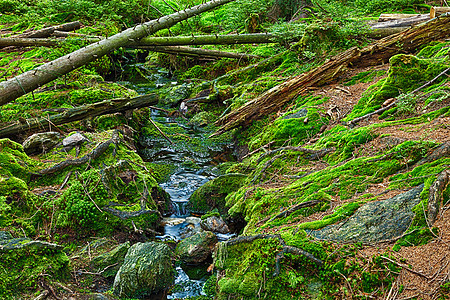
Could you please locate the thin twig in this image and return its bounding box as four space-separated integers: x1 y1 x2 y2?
149 118 174 145
380 256 431 279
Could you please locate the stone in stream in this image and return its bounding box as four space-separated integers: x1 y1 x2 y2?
113 242 174 298
310 185 424 243
200 215 230 234
175 231 218 264
22 131 61 154
90 242 130 278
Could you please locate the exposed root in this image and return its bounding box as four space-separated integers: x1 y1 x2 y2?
268 200 322 223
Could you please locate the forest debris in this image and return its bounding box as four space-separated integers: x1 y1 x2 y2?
430 7 450 18
378 14 421 22
0 94 158 139
268 200 322 223
371 14 429 29
11 21 81 38
213 14 450 136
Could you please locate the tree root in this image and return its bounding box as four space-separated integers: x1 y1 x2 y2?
428 170 450 224
415 141 450 167
224 234 323 277
103 188 161 220
268 200 322 223
37 131 120 175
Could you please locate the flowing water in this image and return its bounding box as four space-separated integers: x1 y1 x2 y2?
122 65 234 298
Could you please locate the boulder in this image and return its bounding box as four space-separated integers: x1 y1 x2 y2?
200 215 230 234
310 185 424 243
90 242 130 278
22 132 61 154
175 231 217 264
62 132 89 148
113 242 174 298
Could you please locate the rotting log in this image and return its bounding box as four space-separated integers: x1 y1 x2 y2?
371 14 429 29
0 0 235 106
213 14 450 135
134 45 259 60
428 170 450 224
367 27 410 39
11 21 81 38
0 94 158 138
430 7 450 19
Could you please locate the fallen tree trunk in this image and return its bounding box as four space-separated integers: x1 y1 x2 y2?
371 14 429 29
378 14 420 22
430 7 450 18
11 21 81 38
367 27 410 39
213 14 450 135
134 33 277 46
134 45 259 59
0 94 158 138
0 0 235 106
0 37 61 47
427 170 450 224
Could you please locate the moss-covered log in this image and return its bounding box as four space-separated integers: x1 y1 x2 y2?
0 0 235 106
0 94 158 138
214 14 450 135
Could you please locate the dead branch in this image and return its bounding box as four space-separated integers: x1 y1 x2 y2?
380 256 431 280
257 146 334 163
11 21 81 38
38 131 120 175
148 118 174 145
348 101 396 126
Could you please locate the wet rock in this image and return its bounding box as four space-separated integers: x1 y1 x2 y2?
200 215 230 234
22 132 61 154
188 173 247 215
113 242 174 298
90 242 130 278
283 108 308 119
310 185 424 243
62 132 89 148
186 217 201 225
175 231 218 264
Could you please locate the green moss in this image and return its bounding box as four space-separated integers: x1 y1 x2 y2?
343 69 386 86
188 174 247 215
345 54 449 121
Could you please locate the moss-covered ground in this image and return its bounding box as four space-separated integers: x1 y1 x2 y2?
0 0 449 299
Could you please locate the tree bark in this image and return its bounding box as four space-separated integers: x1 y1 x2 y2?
0 37 61 47
430 7 450 19
134 45 259 59
134 33 277 46
0 94 158 138
0 0 235 106
213 15 450 135
367 27 410 39
371 14 429 29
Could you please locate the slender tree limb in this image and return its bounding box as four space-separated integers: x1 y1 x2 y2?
268 200 322 223
10 21 81 38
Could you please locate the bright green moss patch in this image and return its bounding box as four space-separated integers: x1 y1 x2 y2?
343 69 386 86
346 53 449 121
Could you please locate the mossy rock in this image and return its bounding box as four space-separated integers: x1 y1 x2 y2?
113 242 175 298
188 173 247 215
175 231 217 264
0 238 69 298
90 242 131 278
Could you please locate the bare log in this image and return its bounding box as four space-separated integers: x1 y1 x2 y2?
367 27 410 39
134 45 259 60
213 14 450 135
371 14 429 29
378 14 420 22
430 7 450 18
0 0 235 106
0 37 60 47
0 94 158 138
135 33 277 46
427 170 450 224
11 21 81 38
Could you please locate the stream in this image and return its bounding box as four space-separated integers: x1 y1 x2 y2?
120 65 234 299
